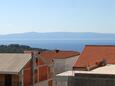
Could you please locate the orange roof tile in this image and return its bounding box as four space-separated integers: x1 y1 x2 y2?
73 45 115 69
40 50 80 59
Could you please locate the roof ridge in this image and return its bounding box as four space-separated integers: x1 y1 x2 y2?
86 45 115 47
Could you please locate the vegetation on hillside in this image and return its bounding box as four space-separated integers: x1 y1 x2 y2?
0 44 48 53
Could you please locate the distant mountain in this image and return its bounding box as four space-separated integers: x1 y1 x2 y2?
0 32 115 40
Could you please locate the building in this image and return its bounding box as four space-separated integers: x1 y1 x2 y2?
40 50 80 74
0 51 54 86
0 53 31 86
40 50 80 86
57 45 115 86
73 45 115 70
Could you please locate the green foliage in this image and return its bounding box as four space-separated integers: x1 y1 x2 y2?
0 44 47 53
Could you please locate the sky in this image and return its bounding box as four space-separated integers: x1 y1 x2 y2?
0 0 115 34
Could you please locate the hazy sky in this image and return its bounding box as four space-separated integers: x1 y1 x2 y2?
0 0 115 34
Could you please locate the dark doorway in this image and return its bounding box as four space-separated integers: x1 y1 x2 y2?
5 74 12 86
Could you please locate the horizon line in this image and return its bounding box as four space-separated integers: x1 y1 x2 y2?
0 31 115 35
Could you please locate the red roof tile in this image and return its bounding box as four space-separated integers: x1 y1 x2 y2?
40 50 80 59
73 45 115 69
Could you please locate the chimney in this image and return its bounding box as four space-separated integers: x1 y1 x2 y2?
38 51 41 54
55 49 60 53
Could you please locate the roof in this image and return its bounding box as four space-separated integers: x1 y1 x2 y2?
73 45 115 69
57 65 115 76
57 71 75 76
91 64 115 75
0 53 31 74
40 50 80 59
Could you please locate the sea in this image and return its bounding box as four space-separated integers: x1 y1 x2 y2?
0 39 115 52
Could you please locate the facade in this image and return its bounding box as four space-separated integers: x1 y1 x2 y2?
38 54 54 86
68 74 115 86
0 74 19 86
24 51 54 86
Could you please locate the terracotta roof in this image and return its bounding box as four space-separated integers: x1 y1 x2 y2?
73 45 115 69
40 50 80 59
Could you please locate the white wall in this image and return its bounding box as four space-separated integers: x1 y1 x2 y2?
65 56 79 71
53 59 66 74
53 76 68 86
39 80 48 86
53 55 79 86
53 55 79 75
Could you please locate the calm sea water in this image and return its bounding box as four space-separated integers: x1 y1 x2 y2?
0 40 115 52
